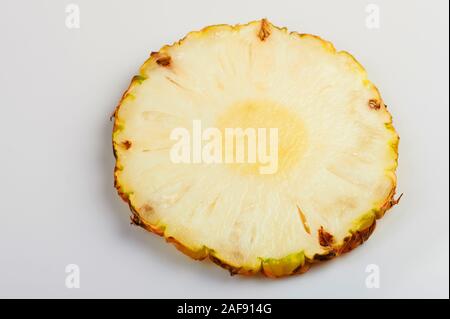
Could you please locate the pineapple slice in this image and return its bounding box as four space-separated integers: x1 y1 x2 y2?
112 19 400 277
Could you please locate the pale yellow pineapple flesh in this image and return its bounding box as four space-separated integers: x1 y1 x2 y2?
113 20 399 277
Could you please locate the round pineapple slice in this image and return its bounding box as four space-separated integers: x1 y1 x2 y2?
112 19 400 277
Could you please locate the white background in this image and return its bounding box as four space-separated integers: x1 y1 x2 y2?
0 0 448 298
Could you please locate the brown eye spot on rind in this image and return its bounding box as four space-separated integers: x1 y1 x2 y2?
121 140 132 150
150 51 172 67
368 99 381 110
318 226 334 247
156 56 171 67
258 19 271 41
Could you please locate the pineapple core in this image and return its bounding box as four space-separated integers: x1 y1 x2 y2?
217 100 307 176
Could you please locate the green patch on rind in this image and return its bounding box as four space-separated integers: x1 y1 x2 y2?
132 75 148 85
260 251 305 277
351 211 377 232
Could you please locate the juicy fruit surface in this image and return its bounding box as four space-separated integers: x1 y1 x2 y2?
113 20 399 277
